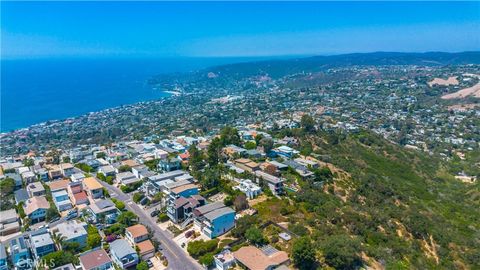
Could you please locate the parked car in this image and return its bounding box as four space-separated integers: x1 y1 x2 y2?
150 209 160 217
50 217 61 223
147 260 153 268
185 230 194 238
66 212 77 220
140 197 149 205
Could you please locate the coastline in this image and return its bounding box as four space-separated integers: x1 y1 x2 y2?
1 90 174 134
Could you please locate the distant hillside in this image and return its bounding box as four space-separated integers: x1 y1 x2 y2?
150 51 480 86
206 51 480 79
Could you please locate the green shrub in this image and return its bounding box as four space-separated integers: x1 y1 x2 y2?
157 213 169 222
187 239 219 258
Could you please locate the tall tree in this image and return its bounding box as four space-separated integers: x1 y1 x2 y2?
207 138 222 166
260 138 274 154
220 126 241 146
321 235 362 270
188 144 203 172
301 114 316 133
292 237 317 270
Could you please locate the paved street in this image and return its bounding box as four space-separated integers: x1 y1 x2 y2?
97 178 203 270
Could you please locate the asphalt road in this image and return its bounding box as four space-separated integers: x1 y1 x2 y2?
97 178 203 270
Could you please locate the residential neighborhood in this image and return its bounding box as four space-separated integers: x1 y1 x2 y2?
0 124 337 270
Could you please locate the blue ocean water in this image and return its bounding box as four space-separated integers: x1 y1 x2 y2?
0 57 258 132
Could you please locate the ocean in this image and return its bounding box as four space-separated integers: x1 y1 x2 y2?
0 57 260 132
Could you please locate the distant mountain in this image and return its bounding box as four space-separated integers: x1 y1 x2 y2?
150 51 480 86
204 51 480 79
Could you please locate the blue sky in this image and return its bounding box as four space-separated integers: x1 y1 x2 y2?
1 1 479 58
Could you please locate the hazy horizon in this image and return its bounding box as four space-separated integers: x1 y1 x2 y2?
2 1 479 59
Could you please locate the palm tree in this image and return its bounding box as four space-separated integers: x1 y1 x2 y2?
51 232 66 250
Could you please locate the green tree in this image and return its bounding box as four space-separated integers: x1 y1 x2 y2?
223 196 234 206
96 173 106 181
136 261 149 270
245 227 266 245
0 178 15 196
105 176 114 184
259 138 274 154
288 223 309 237
157 213 169 222
23 158 34 167
17 202 26 219
188 144 204 172
199 254 214 267
220 126 241 146
117 211 138 226
313 166 333 183
292 237 317 270
41 251 77 268
111 198 126 211
46 206 59 221
301 114 316 133
244 141 256 150
46 149 61 164
321 235 362 270
207 138 222 166
144 159 160 171
133 193 144 203
75 163 93 173
62 242 80 253
87 232 102 249
231 215 258 238
118 165 132 172
187 239 219 258
200 166 221 190
96 152 107 159
254 134 264 146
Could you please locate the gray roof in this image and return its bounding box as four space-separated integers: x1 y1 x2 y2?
54 220 87 240
110 239 136 258
254 171 283 184
116 171 136 181
122 177 141 185
203 207 235 222
164 179 191 190
31 233 54 248
14 189 30 203
268 160 288 169
151 170 185 182
71 172 86 179
194 201 225 215
0 209 18 222
27 182 45 193
99 165 115 173
174 174 193 182
89 199 116 214
282 160 304 170
97 199 115 209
